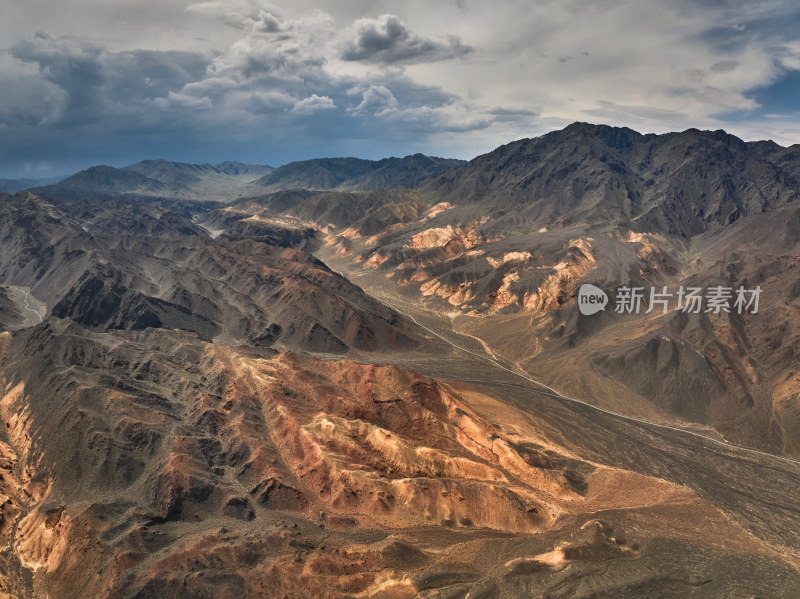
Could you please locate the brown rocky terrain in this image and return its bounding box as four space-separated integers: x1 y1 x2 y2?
0 193 427 355
0 325 798 598
308 124 800 461
2 124 800 597
0 289 22 331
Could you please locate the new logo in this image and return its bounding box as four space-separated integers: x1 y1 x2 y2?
578 284 608 316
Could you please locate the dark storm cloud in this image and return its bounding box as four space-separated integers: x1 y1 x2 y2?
11 33 208 127
342 14 471 63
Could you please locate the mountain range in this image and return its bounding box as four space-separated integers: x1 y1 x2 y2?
1 123 800 598
245 154 466 193
0 176 65 194
26 154 466 203
315 123 800 457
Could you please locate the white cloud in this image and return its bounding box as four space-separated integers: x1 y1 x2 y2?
379 102 493 133
350 85 398 114
778 40 800 70
207 9 334 82
292 94 336 114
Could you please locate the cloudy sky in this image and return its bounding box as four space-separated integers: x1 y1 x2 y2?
2 0 800 178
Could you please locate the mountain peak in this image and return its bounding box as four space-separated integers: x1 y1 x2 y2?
423 122 800 236
556 122 643 149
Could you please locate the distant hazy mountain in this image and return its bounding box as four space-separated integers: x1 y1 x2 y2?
246 153 466 193
33 159 275 202
214 160 275 177
32 165 176 201
31 154 463 202
124 159 273 186
0 176 65 193
0 178 40 193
